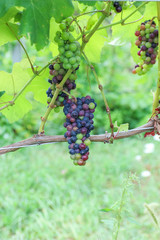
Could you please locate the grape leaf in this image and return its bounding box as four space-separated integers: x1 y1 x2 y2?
112 5 142 43
1 92 32 123
0 0 74 50
84 29 107 63
0 21 19 46
77 0 96 6
133 2 146 15
0 91 5 97
26 68 49 105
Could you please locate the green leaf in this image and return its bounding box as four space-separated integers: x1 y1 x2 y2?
133 2 146 15
114 121 129 132
112 5 142 43
0 21 18 46
100 208 113 212
86 13 98 30
84 29 107 63
26 68 49 105
0 0 74 50
1 92 32 123
77 0 96 6
0 59 35 122
0 91 5 97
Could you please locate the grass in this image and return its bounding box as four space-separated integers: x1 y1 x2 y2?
0 136 160 240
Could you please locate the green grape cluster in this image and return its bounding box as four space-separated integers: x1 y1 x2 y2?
54 17 81 70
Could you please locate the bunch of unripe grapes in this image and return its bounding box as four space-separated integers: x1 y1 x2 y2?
54 17 81 70
46 62 77 110
63 96 97 166
132 20 158 75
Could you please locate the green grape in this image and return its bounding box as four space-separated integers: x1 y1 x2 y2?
75 50 81 56
65 50 73 58
58 39 64 46
69 57 76 65
150 27 155 32
59 55 64 62
135 67 141 73
84 139 91 146
60 22 66 30
140 30 145 36
77 133 83 140
142 68 147 74
50 85 55 90
140 51 145 56
59 68 65 75
59 47 65 54
76 56 81 62
146 57 151 62
69 73 77 81
54 36 59 43
47 97 52 103
154 37 158 43
145 23 150 29
145 29 150 34
66 17 72 24
145 33 150 39
65 44 70 50
63 63 71 69
54 107 60 113
59 96 64 102
69 43 77 52
145 42 151 48
61 32 69 40
143 64 148 69
70 154 76 160
72 63 79 69
51 90 55 95
75 41 80 48
56 31 61 37
141 56 146 60
75 153 81 160
69 25 74 32
68 34 75 42
73 160 78 165
63 58 69 64
54 63 60 70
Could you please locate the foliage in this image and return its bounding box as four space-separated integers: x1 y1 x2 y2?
0 139 160 239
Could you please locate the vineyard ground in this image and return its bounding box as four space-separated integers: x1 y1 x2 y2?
0 137 160 240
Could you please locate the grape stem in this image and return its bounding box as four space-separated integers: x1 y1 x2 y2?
0 56 58 111
38 69 72 134
6 23 35 74
82 51 114 138
62 89 77 102
152 2 160 116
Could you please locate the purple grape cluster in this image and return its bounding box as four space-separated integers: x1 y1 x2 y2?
46 62 77 109
132 20 158 75
63 96 97 166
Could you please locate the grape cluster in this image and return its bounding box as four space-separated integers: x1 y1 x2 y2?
63 96 97 166
132 20 158 75
54 17 81 70
46 62 77 108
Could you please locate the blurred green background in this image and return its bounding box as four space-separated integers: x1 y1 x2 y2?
0 40 160 239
